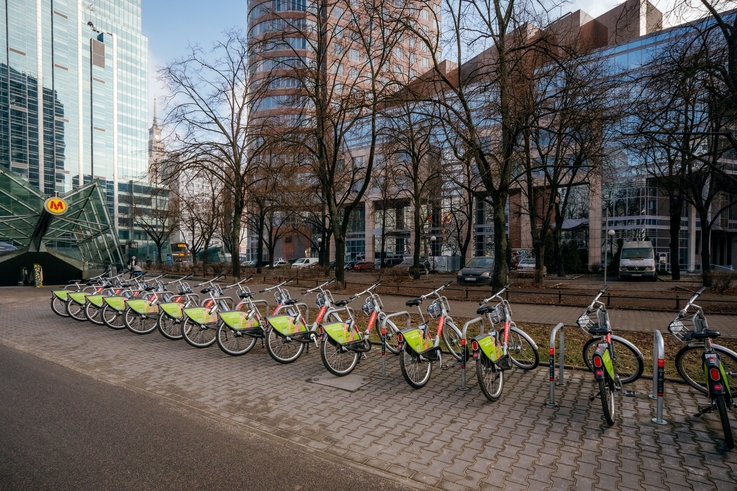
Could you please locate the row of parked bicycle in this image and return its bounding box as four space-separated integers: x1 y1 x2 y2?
50 271 735 448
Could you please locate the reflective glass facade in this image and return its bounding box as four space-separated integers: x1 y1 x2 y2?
0 0 148 233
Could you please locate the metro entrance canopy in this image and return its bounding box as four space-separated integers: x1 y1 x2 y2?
0 168 124 286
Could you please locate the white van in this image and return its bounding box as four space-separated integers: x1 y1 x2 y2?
292 257 319 269
618 240 657 280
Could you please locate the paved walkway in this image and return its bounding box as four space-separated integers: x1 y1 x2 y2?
1 286 736 490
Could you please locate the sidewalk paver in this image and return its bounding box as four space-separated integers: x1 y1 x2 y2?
1 286 736 490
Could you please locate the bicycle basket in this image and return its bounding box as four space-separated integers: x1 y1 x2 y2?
315 293 326 308
427 300 441 319
362 297 374 315
577 312 593 332
668 314 699 343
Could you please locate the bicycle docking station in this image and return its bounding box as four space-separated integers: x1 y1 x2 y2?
459 317 485 391
650 329 667 425
545 323 566 408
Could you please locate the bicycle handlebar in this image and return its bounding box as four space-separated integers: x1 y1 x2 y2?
479 282 514 305
224 275 253 289
165 273 193 285
420 281 452 300
194 274 224 287
585 285 610 312
677 286 707 318
348 281 381 301
259 277 294 293
302 278 336 295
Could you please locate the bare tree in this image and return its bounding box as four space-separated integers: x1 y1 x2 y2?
160 29 269 279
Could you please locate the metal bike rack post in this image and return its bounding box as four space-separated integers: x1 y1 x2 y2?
381 311 411 377
545 323 565 408
650 330 667 425
459 317 484 391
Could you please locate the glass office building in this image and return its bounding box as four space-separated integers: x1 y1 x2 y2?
0 0 148 230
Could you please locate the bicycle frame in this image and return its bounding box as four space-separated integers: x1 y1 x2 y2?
267 278 339 344
397 281 454 360
472 283 515 370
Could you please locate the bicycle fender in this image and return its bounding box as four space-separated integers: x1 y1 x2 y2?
52 290 70 301
322 321 359 345
183 307 218 325
86 294 105 308
127 299 158 315
267 314 307 335
219 310 261 330
401 327 432 353
68 291 88 305
159 302 184 319
103 296 127 312
593 344 614 380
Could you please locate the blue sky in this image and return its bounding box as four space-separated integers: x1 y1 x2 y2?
141 0 674 123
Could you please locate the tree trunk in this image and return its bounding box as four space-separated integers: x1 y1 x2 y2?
334 234 346 286
699 211 712 286
668 194 682 281
491 197 509 291
412 198 422 279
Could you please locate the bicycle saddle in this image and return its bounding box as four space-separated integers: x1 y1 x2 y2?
283 298 299 305
334 299 349 307
691 329 720 339
201 287 212 294
477 306 495 315
406 298 422 307
239 291 253 299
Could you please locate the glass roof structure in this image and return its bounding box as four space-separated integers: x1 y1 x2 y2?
0 168 124 268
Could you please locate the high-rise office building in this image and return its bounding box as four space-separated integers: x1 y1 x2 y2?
0 0 148 231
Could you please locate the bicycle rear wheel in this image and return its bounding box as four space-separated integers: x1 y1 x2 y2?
476 352 503 402
715 395 735 449
399 347 432 389
216 323 257 356
51 296 69 317
125 309 159 335
320 336 359 376
583 335 644 384
441 324 466 363
675 345 737 397
265 326 304 363
508 327 539 370
158 312 183 340
102 304 126 330
182 318 217 348
599 377 615 426
85 301 104 325
66 299 87 322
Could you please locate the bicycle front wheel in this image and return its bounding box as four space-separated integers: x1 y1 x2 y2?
102 304 126 330
583 335 644 384
441 324 465 363
85 301 104 325
158 312 183 340
715 394 735 449
320 336 359 376
265 326 304 364
382 319 401 355
476 352 503 402
182 318 217 348
675 345 737 397
125 309 159 335
51 296 70 317
216 324 257 356
399 347 432 389
599 377 615 426
66 299 87 322
508 326 539 370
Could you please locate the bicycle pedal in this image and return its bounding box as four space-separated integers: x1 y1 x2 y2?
589 391 601 402
624 390 636 397
441 364 450 370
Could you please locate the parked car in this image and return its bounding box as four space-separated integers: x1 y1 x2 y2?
353 260 375 271
618 240 657 281
292 257 319 269
516 257 546 276
266 259 290 268
456 257 494 285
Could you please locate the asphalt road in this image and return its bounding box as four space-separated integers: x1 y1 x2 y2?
0 344 418 491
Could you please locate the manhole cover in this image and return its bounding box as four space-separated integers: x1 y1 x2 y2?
306 374 372 392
